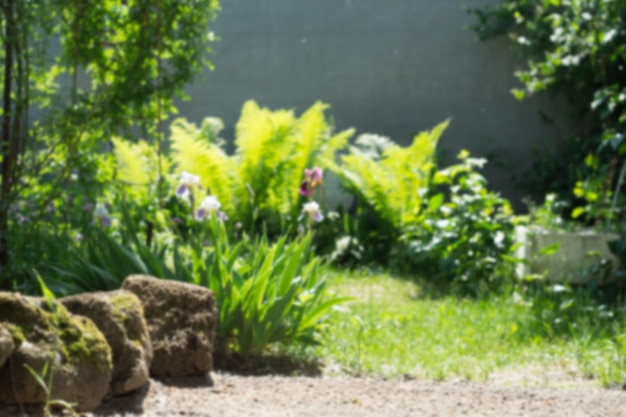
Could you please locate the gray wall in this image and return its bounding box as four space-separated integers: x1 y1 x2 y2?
176 0 573 207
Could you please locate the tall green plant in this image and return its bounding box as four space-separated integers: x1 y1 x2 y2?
169 101 354 231
199 218 350 356
325 121 448 265
329 120 448 231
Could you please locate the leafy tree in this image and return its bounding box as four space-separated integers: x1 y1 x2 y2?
0 0 220 288
469 0 626 219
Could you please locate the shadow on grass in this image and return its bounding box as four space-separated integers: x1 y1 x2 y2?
213 351 323 377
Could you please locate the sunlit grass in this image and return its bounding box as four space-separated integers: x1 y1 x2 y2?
313 269 626 387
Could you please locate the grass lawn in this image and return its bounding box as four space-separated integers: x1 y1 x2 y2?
312 269 626 387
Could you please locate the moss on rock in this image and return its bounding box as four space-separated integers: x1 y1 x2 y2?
0 291 112 411
61 290 152 396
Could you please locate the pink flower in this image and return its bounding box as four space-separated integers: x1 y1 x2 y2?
299 167 323 197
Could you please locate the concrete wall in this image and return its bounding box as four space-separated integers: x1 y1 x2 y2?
175 0 573 207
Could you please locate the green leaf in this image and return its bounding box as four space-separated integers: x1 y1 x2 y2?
24 364 50 395
571 207 586 219
538 243 560 256
428 193 445 211
511 89 526 100
298 297 355 332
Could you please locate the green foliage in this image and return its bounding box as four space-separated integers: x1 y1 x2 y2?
112 137 173 209
324 121 448 265
1 0 221 287
469 0 626 222
198 218 351 356
43 203 348 357
331 121 447 231
400 151 520 294
325 120 517 290
315 270 626 386
527 193 569 230
169 117 237 214
522 282 623 339
169 100 354 232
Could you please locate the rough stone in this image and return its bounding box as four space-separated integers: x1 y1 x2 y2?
0 292 112 412
122 275 217 377
0 324 14 368
61 290 152 396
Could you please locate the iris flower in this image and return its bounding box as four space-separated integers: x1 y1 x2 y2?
195 195 226 222
93 203 111 227
176 171 203 199
299 201 324 223
299 167 323 197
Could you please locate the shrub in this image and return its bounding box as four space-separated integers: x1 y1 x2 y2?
198 218 350 356
400 151 520 295
327 120 519 292
0 0 221 288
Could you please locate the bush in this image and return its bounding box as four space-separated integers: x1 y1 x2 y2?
400 151 520 295
325 120 519 293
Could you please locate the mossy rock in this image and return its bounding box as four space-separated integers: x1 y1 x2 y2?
122 275 217 377
0 292 112 412
61 290 152 395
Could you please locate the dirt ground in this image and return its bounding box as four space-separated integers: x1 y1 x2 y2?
89 370 626 417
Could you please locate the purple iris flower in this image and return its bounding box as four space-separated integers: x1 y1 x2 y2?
176 171 203 199
299 201 324 223
93 203 111 227
299 167 323 196
195 195 223 221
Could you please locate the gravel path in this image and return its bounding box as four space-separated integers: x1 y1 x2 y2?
92 373 626 417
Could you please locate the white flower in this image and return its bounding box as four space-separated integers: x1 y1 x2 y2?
299 201 324 223
176 171 203 199
195 195 222 221
93 203 111 227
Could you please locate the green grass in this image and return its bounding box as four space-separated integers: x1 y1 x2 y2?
312 269 626 387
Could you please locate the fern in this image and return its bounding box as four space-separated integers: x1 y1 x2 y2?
233 100 352 227
332 119 450 230
169 118 237 214
112 137 171 204
150 101 352 231
287 102 355 218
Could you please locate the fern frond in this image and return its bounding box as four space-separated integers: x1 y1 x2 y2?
169 118 237 214
234 101 297 217
112 137 151 187
332 120 450 230
322 128 355 163
112 137 169 205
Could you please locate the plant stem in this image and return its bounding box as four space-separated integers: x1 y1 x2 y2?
0 0 15 289
608 158 626 230
156 0 164 208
